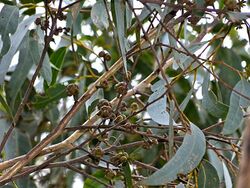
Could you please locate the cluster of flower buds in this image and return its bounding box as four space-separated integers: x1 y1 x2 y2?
98 51 112 61
110 151 129 165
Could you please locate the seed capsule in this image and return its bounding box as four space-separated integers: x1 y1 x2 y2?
66 83 79 96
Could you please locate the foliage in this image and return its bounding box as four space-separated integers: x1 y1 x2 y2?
0 0 249 187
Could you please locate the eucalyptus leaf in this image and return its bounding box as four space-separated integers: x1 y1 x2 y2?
91 1 109 30
8 32 34 108
114 0 128 73
122 162 132 188
50 47 67 85
141 124 206 185
0 111 31 159
32 84 67 109
198 160 220 188
0 93 13 119
202 72 228 118
223 162 232 188
227 12 250 22
173 87 194 120
0 14 41 85
147 79 176 125
0 4 19 56
86 88 103 116
223 79 250 134
216 48 242 104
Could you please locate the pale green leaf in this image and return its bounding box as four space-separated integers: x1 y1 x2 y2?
223 79 250 134
198 160 220 188
0 5 19 56
50 47 67 85
227 12 250 22
223 162 232 188
0 14 41 85
202 72 228 118
174 87 194 120
123 162 132 188
114 0 128 73
141 124 206 185
147 79 175 125
91 0 109 30
8 32 34 107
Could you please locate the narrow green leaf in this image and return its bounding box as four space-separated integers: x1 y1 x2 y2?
174 87 194 120
169 100 175 158
0 93 13 118
29 30 52 84
0 14 41 85
223 79 250 134
8 32 34 108
227 12 250 22
0 111 31 159
222 162 232 188
50 47 67 85
32 84 67 109
122 162 133 188
91 0 109 30
114 0 128 73
202 72 228 118
125 0 133 29
216 48 242 103
86 88 103 117
141 124 206 186
179 41 207 69
198 160 220 188
0 4 19 56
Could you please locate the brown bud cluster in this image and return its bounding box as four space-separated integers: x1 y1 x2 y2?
66 83 79 97
98 51 111 61
105 169 117 179
91 146 104 159
97 99 114 119
110 152 129 165
114 82 128 95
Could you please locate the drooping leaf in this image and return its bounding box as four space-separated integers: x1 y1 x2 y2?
113 0 128 73
0 14 41 85
173 87 194 120
198 160 220 188
216 48 242 104
85 88 103 117
223 79 250 134
0 4 19 56
125 0 133 29
147 79 176 125
7 32 34 108
222 162 233 188
32 84 67 109
122 162 132 188
50 47 67 85
91 1 109 30
141 124 206 185
178 41 207 69
28 30 52 84
168 34 207 70
227 12 250 22
202 72 228 118
0 111 31 159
